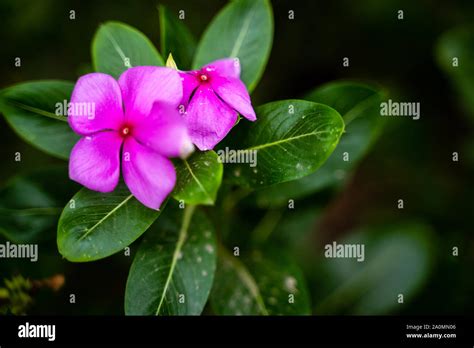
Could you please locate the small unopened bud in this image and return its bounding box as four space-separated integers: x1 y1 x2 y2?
166 53 178 70
180 138 195 159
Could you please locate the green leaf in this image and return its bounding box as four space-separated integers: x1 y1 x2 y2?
227 100 344 189
436 26 474 123
314 222 433 315
92 21 164 79
255 82 385 205
172 151 223 205
0 167 79 243
0 81 79 160
193 0 273 92
211 246 311 315
159 5 196 70
57 183 160 262
125 204 216 315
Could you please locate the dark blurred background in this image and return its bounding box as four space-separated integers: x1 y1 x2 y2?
0 0 473 315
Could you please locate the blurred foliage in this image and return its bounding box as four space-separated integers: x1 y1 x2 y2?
436 25 474 124
312 222 434 315
0 166 79 243
0 274 32 315
0 273 65 315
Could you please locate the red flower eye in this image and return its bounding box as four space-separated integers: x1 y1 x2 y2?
120 125 132 137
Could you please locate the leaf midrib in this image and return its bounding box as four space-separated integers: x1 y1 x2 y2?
155 205 196 315
78 194 133 241
245 130 330 151
102 25 132 68
229 1 257 58
6 99 68 122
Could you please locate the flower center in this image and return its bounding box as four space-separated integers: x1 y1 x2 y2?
120 125 132 137
199 73 209 82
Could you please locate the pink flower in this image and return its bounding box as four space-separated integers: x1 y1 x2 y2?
68 67 193 210
179 58 256 150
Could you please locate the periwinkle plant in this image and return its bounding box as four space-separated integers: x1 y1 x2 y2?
0 0 386 315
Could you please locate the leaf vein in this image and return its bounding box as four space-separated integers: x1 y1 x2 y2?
78 194 133 241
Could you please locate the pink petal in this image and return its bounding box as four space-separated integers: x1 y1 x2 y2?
69 131 122 192
118 66 183 123
69 73 123 135
211 76 256 121
184 86 238 151
204 58 241 79
133 101 194 158
179 71 199 107
122 138 176 210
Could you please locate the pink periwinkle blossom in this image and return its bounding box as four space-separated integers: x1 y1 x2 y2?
179 58 256 150
68 67 194 210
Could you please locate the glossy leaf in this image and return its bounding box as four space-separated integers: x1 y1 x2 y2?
314 222 433 315
211 247 311 315
0 81 79 159
92 21 164 79
255 82 385 205
172 151 223 205
227 100 344 189
159 5 196 70
193 0 273 92
0 167 79 243
436 26 474 123
125 204 216 315
57 183 160 262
